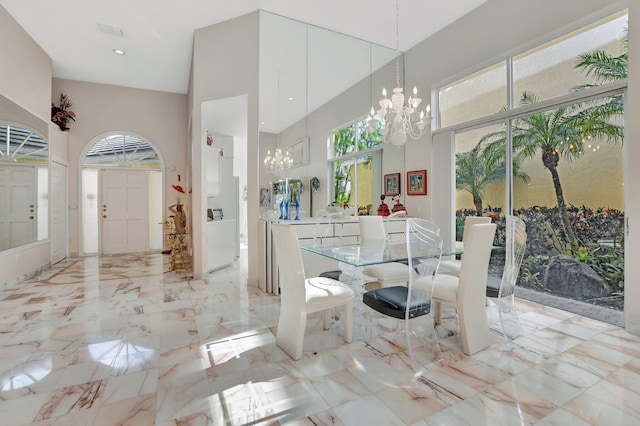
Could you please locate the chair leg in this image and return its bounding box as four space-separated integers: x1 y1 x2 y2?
343 300 353 343
434 301 442 325
497 294 523 340
405 314 442 377
276 311 307 360
458 299 491 355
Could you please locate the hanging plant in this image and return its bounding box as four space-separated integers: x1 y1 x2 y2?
51 93 76 131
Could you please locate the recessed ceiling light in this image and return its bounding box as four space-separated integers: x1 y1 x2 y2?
113 49 126 56
288 97 294 101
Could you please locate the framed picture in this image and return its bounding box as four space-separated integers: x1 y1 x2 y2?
384 173 401 196
259 187 270 207
407 170 427 195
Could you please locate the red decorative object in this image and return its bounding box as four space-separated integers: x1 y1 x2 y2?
391 195 406 214
406 170 427 195
172 174 186 193
377 194 390 216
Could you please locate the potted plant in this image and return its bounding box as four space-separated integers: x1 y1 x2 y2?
51 93 76 131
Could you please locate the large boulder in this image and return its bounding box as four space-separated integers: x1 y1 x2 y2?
543 254 609 300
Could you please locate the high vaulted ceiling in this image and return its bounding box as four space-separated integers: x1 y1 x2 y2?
0 0 487 95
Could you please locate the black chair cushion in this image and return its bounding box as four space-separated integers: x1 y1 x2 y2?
486 277 501 298
319 270 342 280
363 286 431 320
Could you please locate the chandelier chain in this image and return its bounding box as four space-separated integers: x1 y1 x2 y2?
395 0 400 88
366 0 433 146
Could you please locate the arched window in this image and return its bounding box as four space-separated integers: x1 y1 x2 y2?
83 133 160 167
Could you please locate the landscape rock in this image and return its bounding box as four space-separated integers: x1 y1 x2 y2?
543 254 609 300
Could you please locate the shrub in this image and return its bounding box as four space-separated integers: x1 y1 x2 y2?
457 204 625 308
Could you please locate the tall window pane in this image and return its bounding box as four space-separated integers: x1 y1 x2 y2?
332 159 354 205
82 168 99 254
455 123 508 280
439 61 507 128
513 11 627 104
509 95 624 309
329 118 383 214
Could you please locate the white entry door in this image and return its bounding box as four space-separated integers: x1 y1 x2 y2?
101 169 147 254
0 165 37 250
51 161 68 264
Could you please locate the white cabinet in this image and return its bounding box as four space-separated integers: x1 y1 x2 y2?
258 217 407 294
206 153 233 196
205 148 219 195
206 220 235 271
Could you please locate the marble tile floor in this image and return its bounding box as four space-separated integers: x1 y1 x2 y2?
1 252 639 425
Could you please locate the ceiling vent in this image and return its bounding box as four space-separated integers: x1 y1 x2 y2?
97 24 124 37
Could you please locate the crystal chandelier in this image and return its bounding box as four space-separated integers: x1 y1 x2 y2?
366 0 432 146
263 148 293 173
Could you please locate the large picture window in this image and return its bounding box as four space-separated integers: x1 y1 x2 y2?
438 9 627 317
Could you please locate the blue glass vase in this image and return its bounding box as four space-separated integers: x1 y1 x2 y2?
295 197 300 220
279 199 284 220
284 198 290 220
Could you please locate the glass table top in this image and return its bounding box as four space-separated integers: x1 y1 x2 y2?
301 240 458 267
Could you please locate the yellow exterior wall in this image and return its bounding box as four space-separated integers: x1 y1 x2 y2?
451 35 625 212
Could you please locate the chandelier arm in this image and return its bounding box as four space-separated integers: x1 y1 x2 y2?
370 0 433 145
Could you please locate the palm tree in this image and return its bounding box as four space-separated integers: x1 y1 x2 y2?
480 92 586 251
456 143 530 216
574 32 627 86
571 30 626 140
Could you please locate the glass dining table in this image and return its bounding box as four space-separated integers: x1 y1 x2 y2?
301 240 459 267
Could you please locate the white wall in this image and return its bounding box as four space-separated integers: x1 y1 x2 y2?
0 7 51 121
0 6 53 288
51 78 188 256
191 12 259 281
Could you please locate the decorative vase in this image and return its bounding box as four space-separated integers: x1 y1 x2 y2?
295 197 300 220
279 199 284 219
285 198 290 220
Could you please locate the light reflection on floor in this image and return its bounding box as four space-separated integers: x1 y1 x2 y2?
0 252 638 425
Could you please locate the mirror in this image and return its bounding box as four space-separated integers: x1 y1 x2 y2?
258 11 397 217
0 94 49 251
270 178 306 216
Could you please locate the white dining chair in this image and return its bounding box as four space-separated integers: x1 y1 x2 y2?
415 222 497 355
270 223 354 360
363 218 444 376
315 211 376 285
360 216 439 288
486 215 527 340
439 215 492 277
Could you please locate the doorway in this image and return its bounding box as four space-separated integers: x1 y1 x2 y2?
80 133 164 255
101 169 147 254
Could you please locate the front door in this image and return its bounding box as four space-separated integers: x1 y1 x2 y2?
0 165 36 250
101 169 147 254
